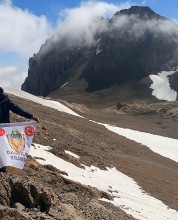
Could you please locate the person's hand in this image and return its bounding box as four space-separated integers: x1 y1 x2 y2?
32 116 40 123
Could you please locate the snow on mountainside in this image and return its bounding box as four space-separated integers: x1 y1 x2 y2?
30 144 178 220
5 87 80 117
103 123 178 163
2 88 178 220
149 70 177 101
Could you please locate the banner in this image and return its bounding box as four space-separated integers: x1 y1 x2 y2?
0 121 36 169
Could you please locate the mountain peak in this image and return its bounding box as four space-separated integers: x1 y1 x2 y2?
22 5 178 99
114 6 161 19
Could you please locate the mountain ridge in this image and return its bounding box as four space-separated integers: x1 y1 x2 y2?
22 6 178 106
114 6 164 19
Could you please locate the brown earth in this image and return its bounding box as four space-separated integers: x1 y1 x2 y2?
0 94 178 219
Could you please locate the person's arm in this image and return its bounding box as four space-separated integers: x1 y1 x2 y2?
8 98 39 122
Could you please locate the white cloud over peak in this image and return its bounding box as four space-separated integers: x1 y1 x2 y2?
47 0 178 52
111 13 178 40
51 1 131 47
0 0 52 57
0 0 132 89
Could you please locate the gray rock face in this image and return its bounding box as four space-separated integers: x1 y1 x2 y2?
0 205 32 220
0 174 12 206
22 47 86 96
0 170 132 220
21 6 178 98
0 174 56 212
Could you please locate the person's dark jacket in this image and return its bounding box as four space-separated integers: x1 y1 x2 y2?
0 94 33 123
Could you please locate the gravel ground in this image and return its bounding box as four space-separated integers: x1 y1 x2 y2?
2 94 178 219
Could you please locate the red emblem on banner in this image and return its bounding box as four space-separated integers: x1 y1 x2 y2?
25 126 34 136
0 128 5 136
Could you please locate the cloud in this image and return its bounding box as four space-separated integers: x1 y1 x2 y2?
0 0 52 57
0 66 27 89
43 0 178 54
110 12 178 41
49 1 131 48
0 0 132 89
171 18 178 24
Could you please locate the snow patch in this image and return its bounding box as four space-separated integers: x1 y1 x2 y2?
96 38 102 55
65 150 80 159
103 123 178 163
30 144 178 220
96 44 102 55
97 38 101 43
60 82 68 88
149 70 177 101
4 87 80 117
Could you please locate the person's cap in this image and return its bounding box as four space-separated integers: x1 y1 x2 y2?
0 87 4 95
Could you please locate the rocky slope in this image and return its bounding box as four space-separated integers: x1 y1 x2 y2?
1 93 178 219
22 6 178 105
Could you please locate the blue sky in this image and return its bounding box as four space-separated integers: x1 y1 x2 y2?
12 0 178 23
0 0 178 88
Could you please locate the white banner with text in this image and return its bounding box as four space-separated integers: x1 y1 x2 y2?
0 121 36 169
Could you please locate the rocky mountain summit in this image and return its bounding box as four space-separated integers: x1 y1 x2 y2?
22 6 178 106
114 5 164 19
